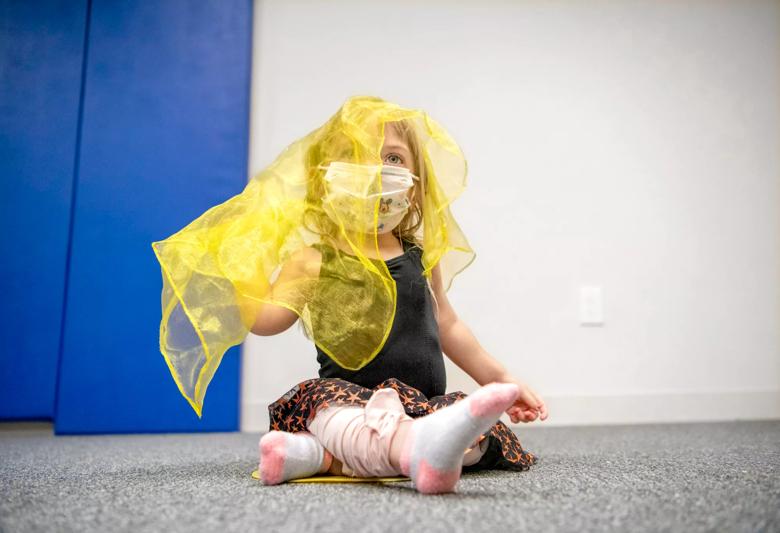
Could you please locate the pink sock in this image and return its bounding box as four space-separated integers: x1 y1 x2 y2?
399 382 519 494
258 431 327 485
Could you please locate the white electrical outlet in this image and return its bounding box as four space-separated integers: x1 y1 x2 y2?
580 286 604 326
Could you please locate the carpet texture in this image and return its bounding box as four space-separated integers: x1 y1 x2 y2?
1 420 778 532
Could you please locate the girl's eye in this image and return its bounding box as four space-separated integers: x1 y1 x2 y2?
385 154 403 165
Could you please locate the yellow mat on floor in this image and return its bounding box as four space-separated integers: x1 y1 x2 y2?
251 469 409 483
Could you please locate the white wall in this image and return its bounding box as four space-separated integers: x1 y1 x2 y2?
242 0 780 431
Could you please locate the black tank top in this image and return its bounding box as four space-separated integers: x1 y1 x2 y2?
312 238 446 398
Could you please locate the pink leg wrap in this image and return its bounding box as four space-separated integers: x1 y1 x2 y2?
307 388 410 477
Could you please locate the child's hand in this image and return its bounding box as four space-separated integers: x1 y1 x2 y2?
504 378 548 423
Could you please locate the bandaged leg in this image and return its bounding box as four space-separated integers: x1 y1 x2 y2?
307 388 411 477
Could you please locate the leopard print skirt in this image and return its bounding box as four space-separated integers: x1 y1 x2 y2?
267 377 539 472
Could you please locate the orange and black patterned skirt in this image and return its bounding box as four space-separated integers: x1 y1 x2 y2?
267 377 538 472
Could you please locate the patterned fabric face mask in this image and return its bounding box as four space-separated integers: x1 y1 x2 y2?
320 162 419 234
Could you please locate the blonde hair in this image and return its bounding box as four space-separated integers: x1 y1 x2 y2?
385 119 441 324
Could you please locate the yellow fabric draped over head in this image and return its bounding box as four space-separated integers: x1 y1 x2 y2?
152 96 475 416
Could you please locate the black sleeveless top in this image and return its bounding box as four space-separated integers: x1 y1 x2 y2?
312 238 446 398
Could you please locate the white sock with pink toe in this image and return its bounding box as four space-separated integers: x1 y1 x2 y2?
399 382 519 494
258 431 327 485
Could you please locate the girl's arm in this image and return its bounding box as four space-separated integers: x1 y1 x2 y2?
250 247 320 336
431 263 548 423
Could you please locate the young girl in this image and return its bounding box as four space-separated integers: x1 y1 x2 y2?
152 96 547 494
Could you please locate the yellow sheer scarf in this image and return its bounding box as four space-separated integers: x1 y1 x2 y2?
152 96 475 416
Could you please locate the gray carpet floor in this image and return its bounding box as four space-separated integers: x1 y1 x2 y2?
1 420 778 532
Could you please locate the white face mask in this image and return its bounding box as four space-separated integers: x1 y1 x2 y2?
320 162 418 234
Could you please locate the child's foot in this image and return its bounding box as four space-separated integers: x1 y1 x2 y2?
258 430 328 485
400 382 519 494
